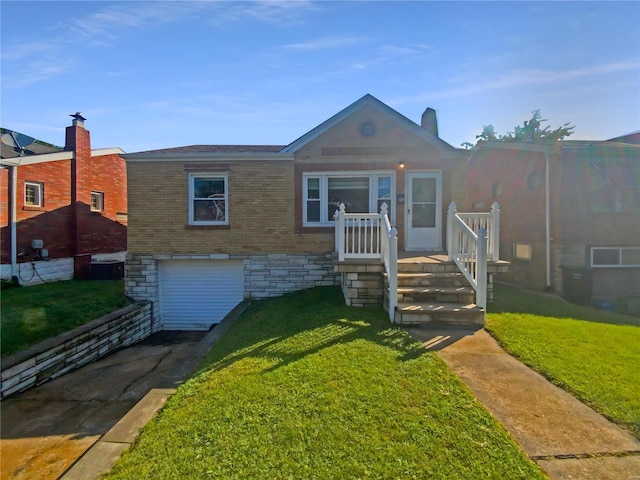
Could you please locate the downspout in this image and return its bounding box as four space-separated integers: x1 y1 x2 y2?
545 153 551 289
10 165 18 281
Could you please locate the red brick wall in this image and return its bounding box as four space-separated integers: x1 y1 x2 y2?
467 147 548 288
1 124 127 265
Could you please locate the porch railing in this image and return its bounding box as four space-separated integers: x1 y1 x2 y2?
446 202 500 310
334 203 397 322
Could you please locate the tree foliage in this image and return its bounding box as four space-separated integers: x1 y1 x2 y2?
461 110 575 149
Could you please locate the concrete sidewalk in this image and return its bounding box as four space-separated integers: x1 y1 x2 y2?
1 302 247 480
405 325 640 480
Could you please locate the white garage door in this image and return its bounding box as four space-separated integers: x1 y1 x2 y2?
159 260 244 331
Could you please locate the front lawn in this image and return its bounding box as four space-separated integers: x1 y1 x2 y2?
487 285 640 439
106 287 544 479
1 280 132 357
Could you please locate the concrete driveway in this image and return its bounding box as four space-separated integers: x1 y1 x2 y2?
1 330 207 480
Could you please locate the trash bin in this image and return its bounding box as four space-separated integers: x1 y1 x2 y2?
561 266 593 305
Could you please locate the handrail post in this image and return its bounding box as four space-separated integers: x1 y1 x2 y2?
337 203 346 261
491 202 500 261
477 228 487 310
447 202 457 261
388 227 398 323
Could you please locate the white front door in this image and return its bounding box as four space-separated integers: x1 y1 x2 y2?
406 172 442 251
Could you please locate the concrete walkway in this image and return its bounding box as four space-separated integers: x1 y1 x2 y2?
405 325 640 480
1 302 246 480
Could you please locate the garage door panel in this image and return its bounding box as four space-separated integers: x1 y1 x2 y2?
159 260 244 331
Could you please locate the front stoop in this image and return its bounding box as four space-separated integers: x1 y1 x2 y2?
388 257 486 326
335 253 509 326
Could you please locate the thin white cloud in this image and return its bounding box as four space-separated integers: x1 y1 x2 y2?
2 1 317 88
279 35 370 51
392 60 640 104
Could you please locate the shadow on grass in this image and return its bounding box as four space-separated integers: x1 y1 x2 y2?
196 286 429 376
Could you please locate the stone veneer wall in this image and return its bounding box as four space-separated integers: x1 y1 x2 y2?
334 262 385 307
125 253 340 323
1 302 152 398
243 253 338 298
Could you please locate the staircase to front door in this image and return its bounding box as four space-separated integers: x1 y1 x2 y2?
385 254 485 326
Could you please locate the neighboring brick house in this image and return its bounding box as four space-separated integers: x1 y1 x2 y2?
1 114 128 285
124 94 471 330
466 138 640 307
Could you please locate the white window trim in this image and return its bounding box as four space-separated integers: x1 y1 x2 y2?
24 181 43 207
591 247 640 268
91 191 104 212
188 173 229 226
303 171 396 226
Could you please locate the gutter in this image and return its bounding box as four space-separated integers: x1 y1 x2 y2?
545 154 551 289
10 165 18 281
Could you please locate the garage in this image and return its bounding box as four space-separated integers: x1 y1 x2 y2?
158 260 244 331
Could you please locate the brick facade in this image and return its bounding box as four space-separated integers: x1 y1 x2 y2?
467 142 640 300
124 96 471 313
1 119 127 280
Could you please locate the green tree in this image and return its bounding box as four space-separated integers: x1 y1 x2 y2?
461 110 575 148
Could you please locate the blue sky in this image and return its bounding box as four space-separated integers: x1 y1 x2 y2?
1 1 639 153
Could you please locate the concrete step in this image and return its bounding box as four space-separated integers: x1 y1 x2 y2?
397 262 460 274
396 286 475 304
394 302 485 326
393 272 470 288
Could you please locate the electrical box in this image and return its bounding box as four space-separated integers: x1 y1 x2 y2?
31 239 44 249
40 249 49 258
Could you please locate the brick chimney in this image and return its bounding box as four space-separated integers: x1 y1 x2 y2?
65 113 93 276
421 107 439 137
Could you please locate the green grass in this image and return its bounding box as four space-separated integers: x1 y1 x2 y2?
1 280 132 357
106 286 544 480
487 284 640 439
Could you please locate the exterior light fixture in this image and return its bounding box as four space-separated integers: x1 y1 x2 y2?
398 162 405 169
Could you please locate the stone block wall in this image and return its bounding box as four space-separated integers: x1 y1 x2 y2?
1 302 152 399
243 253 338 298
334 261 385 307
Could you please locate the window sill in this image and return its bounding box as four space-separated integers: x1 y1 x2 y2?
184 224 231 230
23 206 44 211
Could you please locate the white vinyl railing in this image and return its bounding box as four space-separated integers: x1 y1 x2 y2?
335 203 398 322
446 202 500 310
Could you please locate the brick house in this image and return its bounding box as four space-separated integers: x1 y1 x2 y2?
466 138 640 307
1 114 128 285
124 94 506 331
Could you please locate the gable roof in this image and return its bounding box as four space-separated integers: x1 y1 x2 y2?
281 94 456 153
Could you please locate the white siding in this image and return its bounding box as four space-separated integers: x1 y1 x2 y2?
159 260 244 331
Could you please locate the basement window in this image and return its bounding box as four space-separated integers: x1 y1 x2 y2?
591 247 640 268
91 191 104 212
24 181 43 207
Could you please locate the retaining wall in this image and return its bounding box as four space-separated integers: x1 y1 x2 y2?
1 302 153 399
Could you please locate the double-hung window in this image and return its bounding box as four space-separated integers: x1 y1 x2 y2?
303 172 394 226
189 174 228 225
25 181 43 207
